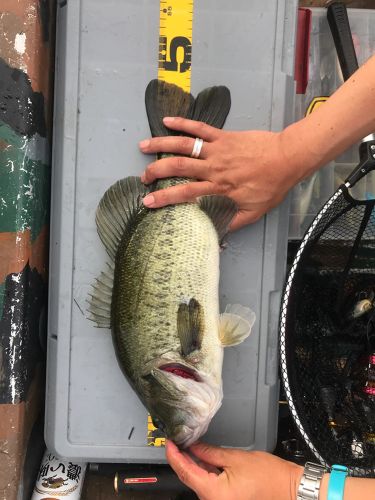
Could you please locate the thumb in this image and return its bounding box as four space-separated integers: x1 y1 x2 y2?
189 442 231 468
166 440 212 491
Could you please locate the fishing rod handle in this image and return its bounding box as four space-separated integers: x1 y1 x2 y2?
327 2 359 81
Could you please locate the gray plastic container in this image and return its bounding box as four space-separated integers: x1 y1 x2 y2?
290 7 375 240
45 0 298 462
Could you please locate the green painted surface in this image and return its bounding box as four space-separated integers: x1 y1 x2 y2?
0 121 50 240
0 282 4 315
0 121 27 148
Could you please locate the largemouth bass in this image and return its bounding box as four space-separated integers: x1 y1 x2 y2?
88 80 255 447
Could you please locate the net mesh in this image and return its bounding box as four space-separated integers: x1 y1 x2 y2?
280 186 375 477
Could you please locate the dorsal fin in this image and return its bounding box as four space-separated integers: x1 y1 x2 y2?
95 176 148 260
177 298 204 356
198 195 238 241
87 265 114 328
89 177 147 328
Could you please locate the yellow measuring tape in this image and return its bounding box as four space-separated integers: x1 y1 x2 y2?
158 0 193 92
148 1 193 446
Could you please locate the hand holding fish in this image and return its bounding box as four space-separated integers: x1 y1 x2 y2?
140 54 375 231
165 440 303 500
140 122 301 231
166 440 375 500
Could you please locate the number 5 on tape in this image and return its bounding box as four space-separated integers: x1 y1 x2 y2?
158 0 193 92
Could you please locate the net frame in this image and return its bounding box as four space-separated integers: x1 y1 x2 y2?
280 185 375 477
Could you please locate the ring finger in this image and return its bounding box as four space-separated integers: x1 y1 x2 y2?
139 135 209 159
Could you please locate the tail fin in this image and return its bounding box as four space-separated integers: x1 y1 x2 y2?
145 79 231 137
192 86 231 129
145 80 194 137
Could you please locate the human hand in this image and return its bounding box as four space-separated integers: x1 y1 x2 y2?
165 440 303 500
139 118 305 231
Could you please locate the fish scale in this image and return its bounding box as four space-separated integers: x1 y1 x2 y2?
111 188 222 383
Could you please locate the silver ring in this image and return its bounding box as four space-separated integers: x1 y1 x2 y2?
191 137 204 159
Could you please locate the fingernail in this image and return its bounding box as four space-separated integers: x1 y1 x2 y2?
163 117 175 124
143 194 155 207
139 139 150 150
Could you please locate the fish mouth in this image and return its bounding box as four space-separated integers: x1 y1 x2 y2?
159 363 201 382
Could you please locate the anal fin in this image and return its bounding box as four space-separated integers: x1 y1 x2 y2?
198 195 237 241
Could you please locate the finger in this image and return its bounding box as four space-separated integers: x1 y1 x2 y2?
142 156 208 184
139 135 209 158
189 442 231 468
142 181 214 208
163 117 220 142
195 459 222 475
166 440 219 494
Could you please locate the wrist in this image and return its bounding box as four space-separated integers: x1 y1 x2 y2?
319 473 329 500
293 465 304 499
280 120 322 186
278 119 325 187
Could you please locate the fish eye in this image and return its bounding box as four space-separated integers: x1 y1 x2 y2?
152 417 165 432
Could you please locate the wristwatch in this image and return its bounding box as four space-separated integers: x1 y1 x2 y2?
297 462 327 500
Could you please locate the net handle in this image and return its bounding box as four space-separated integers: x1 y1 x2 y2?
327 2 358 81
327 3 375 185
327 3 375 143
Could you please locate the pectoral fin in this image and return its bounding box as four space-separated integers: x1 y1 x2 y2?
177 299 204 356
219 304 256 347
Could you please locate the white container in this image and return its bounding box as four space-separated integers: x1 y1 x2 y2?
31 450 87 500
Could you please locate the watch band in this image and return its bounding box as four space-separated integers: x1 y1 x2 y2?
327 464 348 500
297 462 327 500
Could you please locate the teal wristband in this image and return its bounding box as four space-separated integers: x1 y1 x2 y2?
327 464 348 500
